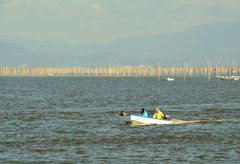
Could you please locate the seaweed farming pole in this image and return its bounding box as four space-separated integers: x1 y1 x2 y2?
207 61 211 80
225 63 228 76
233 61 238 77
157 63 161 81
215 63 219 78
236 63 238 76
183 63 187 81
189 62 192 79
216 61 221 78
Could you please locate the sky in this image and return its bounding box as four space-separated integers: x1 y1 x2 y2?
0 0 240 44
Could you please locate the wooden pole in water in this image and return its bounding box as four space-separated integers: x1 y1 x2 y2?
235 62 237 77
236 63 238 76
189 61 192 79
226 63 228 76
217 61 219 78
184 63 186 81
157 63 161 81
207 61 211 80
215 64 217 78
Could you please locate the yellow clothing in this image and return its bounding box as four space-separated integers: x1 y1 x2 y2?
153 111 164 119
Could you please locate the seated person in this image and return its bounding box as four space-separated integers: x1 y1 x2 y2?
153 108 164 119
140 108 148 117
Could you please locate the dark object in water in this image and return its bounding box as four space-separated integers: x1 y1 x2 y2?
119 111 127 116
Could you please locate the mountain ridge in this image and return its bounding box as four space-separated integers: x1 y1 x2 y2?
0 21 240 66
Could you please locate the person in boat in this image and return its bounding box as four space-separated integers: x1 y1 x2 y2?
140 108 149 117
153 108 165 119
119 111 127 116
153 108 171 120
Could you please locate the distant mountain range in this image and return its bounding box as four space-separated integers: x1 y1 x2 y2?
0 22 240 67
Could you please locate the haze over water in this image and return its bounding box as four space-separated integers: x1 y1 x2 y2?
0 77 239 163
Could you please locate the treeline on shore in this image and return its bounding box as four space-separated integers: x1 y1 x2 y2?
0 64 238 78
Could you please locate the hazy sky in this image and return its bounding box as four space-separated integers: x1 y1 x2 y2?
0 0 240 43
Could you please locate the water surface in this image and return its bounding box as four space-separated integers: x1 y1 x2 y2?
0 77 239 163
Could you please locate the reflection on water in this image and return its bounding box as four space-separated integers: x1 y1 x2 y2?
0 77 239 163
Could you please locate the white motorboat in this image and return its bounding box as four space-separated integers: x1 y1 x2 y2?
120 114 171 125
216 75 239 81
162 77 174 81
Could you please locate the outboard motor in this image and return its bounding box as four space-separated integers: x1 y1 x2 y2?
163 115 171 120
119 111 127 116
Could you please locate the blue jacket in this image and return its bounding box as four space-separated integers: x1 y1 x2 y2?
140 111 149 117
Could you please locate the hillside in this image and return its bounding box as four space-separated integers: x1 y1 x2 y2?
0 22 240 66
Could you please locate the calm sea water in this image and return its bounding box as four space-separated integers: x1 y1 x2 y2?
0 77 239 163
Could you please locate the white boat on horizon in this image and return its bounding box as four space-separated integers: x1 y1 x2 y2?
216 75 239 81
162 77 174 81
120 114 171 125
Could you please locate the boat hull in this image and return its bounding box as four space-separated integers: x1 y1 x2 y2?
162 77 174 81
216 75 239 81
120 115 170 125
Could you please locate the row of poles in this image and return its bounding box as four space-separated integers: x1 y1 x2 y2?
0 63 238 80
